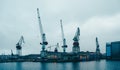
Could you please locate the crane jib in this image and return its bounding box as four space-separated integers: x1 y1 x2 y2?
37 8 48 46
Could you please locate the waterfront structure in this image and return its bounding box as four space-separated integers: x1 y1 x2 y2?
106 41 120 60
0 51 96 62
40 51 95 61
106 43 111 59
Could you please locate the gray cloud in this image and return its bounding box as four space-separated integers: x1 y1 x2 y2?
0 0 120 55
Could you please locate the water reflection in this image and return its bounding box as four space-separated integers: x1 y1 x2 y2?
72 62 80 70
105 61 120 70
16 62 22 70
0 60 119 70
95 61 101 70
40 63 47 70
61 63 67 70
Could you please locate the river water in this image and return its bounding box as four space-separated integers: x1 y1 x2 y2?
0 60 120 70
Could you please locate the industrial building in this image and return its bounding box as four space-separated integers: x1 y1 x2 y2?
106 41 120 60
106 43 111 59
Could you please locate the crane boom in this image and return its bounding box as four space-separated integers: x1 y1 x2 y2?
60 20 65 40
37 8 44 42
60 19 67 52
37 8 48 52
16 36 24 46
96 37 99 48
73 27 80 41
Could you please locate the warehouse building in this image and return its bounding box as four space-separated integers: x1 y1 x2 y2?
106 41 120 60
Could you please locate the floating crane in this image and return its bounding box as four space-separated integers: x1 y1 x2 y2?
72 27 80 53
60 20 67 52
16 36 25 56
37 8 48 58
95 37 101 59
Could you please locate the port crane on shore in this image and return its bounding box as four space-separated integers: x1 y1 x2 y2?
60 20 67 52
16 36 25 56
72 27 80 53
95 37 101 59
47 43 59 52
11 49 13 56
37 8 48 58
54 43 59 52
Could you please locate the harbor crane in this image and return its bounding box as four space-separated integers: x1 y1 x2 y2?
54 43 59 52
60 19 67 52
37 8 48 58
16 36 25 56
11 49 13 56
47 43 59 52
95 37 101 59
72 27 80 53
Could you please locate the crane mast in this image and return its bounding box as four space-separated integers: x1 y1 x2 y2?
60 19 67 52
37 8 48 52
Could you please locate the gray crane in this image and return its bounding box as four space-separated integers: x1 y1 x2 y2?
60 19 67 52
37 8 48 50
95 37 101 60
16 36 25 56
72 27 80 53
37 8 48 58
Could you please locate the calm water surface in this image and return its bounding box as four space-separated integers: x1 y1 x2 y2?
0 60 120 70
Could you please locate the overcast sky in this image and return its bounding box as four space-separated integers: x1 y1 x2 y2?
0 0 120 55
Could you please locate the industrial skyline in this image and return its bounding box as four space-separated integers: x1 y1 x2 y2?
0 0 120 55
